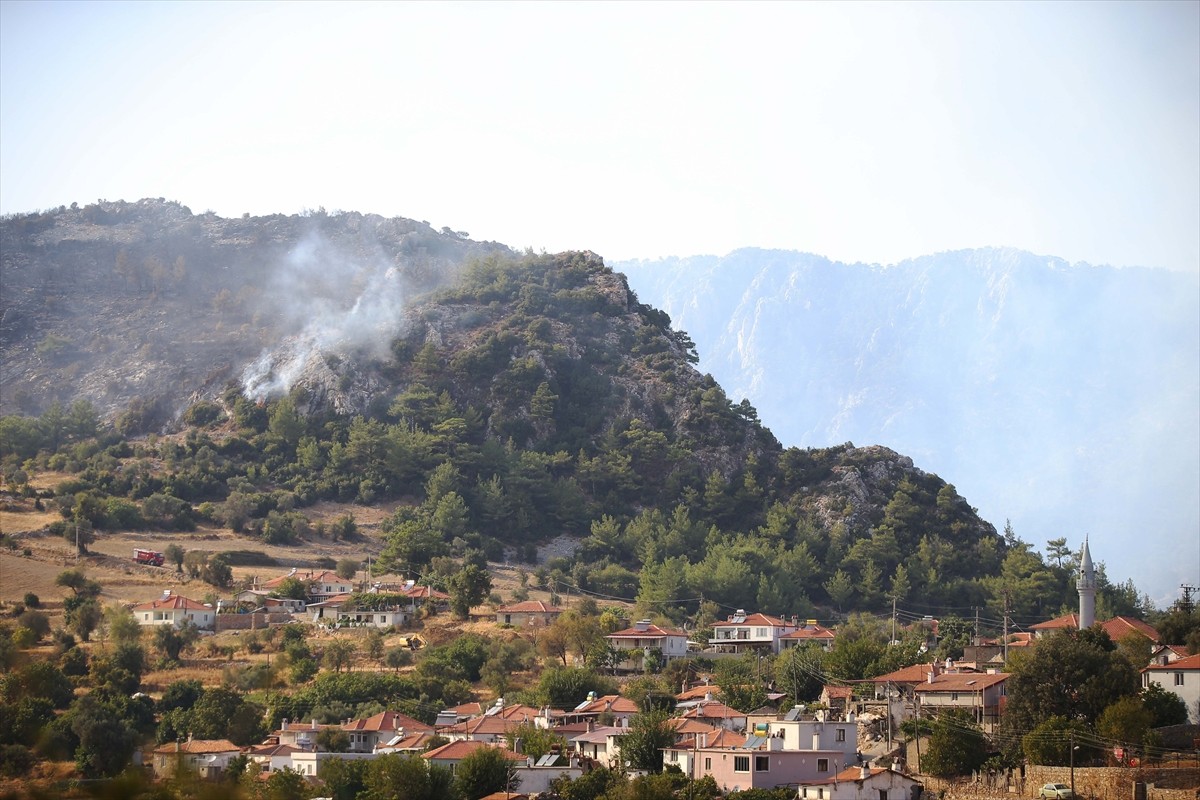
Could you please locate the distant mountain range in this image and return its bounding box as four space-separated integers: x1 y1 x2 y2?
616 248 1200 602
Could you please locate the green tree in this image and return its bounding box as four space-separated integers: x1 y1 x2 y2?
617 709 677 772
319 757 369 800
1142 682 1188 727
1096 696 1153 747
824 569 854 610
336 558 359 581
1003 628 1139 736
447 564 492 619
1022 716 1097 766
316 727 351 753
504 721 565 761
454 743 519 799
323 639 357 673
922 709 988 777
154 622 199 663
164 543 186 572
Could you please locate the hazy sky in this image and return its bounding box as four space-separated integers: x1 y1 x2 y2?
2 1 1198 273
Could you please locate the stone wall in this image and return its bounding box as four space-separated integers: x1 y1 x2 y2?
214 611 292 631
919 765 1199 800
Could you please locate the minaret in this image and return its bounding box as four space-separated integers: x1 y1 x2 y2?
1077 537 1096 629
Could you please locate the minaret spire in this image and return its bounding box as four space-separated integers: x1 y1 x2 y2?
1077 536 1096 629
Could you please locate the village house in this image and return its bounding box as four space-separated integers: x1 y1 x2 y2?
690 739 845 793
133 590 216 630
605 619 689 670
423 740 527 776
566 693 641 729
254 569 354 603
679 700 748 731
709 611 799 655
780 620 838 651
273 718 339 750
1142 653 1200 723
912 669 1009 732
761 714 859 762
245 743 301 774
495 600 563 627
797 765 923 800
289 750 376 778
232 588 305 613
150 739 241 779
342 710 435 752
568 724 624 767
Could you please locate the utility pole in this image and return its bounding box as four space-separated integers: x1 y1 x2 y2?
1002 590 1011 664
1180 584 1196 614
1069 730 1076 797
891 595 897 644
973 606 980 646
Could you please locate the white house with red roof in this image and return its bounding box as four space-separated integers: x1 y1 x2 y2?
255 569 354 602
133 590 216 630
798 765 923 800
606 619 689 670
1142 653 1200 723
781 621 837 651
423 740 527 774
342 709 435 752
710 611 800 654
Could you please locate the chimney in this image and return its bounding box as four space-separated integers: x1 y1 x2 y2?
586 719 594 733
513 737 523 754
311 719 317 730
861 765 870 780
282 718 289 730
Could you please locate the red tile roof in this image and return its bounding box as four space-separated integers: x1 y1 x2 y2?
343 710 434 734
681 701 744 720
574 695 639 715
608 623 687 638
870 662 941 684
1100 616 1160 643
782 623 836 641
133 593 211 612
1143 653 1200 671
1031 613 1079 630
422 740 526 762
914 672 1009 692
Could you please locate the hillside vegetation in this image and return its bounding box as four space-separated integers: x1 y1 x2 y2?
1 202 1148 623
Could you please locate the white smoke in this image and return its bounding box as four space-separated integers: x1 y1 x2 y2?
240 230 407 401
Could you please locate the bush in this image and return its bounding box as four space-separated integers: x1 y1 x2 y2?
22 593 39 609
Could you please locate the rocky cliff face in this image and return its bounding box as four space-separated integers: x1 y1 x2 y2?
616 247 1200 597
0 199 511 422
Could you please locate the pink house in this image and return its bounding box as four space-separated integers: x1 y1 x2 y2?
692 742 844 793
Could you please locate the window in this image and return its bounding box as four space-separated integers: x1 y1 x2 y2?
880 791 889 800
1176 673 1185 686
951 692 959 701
505 615 511 624
817 758 829 772
755 755 770 772
734 756 750 772
705 758 712 771
836 729 846 742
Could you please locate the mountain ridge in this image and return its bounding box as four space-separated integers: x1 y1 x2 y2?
615 247 1200 600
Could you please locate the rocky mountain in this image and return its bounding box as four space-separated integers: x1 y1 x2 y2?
1 200 1023 618
615 248 1200 599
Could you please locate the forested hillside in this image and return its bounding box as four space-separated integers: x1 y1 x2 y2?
0 202 1148 622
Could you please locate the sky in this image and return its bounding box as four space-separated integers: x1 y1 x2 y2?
1 0 1198 274
1 1 1197 601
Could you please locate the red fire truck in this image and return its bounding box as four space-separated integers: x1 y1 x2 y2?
133 548 165 567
